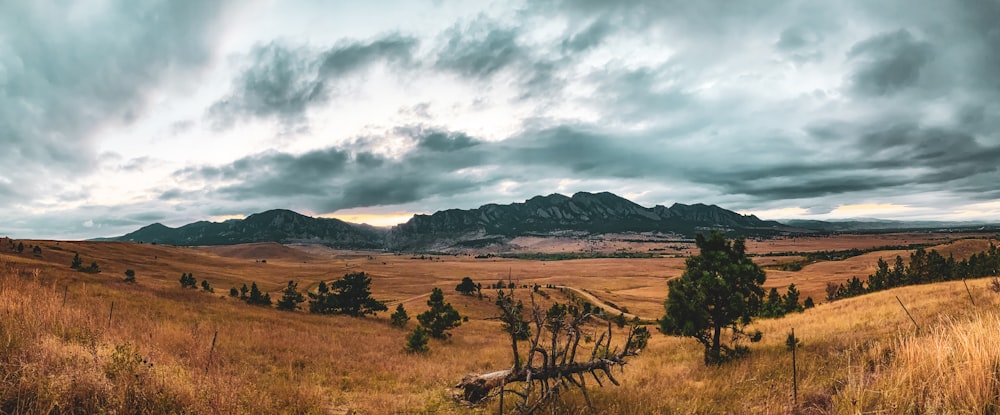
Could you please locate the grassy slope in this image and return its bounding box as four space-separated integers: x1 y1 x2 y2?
1 236 998 413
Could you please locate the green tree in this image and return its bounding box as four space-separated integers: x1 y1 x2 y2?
405 326 430 353
390 303 410 328
803 297 815 309
123 269 136 283
276 281 305 311
783 283 803 313
229 287 239 297
85 261 101 274
308 280 333 314
246 282 272 306
179 273 197 288
455 277 477 295
201 280 213 292
71 252 82 269
328 272 387 317
32 245 41 255
659 232 766 365
240 283 249 298
417 287 462 339
16 242 23 253
760 287 785 318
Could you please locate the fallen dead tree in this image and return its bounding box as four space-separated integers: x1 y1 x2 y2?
455 287 649 413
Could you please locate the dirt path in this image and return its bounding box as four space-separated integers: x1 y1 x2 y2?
555 285 654 322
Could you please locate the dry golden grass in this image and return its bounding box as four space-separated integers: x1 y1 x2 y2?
1 233 997 413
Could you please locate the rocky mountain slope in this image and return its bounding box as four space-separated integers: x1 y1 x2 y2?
111 192 798 250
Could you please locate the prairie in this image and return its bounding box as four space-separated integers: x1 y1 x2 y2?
0 232 997 413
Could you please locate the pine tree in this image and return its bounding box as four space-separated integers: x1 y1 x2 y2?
390 303 410 328
240 283 249 298
247 282 272 306
308 280 334 314
16 242 23 253
276 281 305 311
405 326 430 353
123 269 136 283
201 280 213 292
417 287 462 339
455 277 477 295
761 287 785 318
782 283 803 313
229 287 239 297
326 272 387 317
71 252 82 269
660 232 766 365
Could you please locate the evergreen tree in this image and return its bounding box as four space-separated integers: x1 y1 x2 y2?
16 242 23 253
240 283 249 298
659 232 766 365
455 277 477 295
246 282 272 306
390 303 410 328
32 246 41 255
71 252 82 269
417 287 462 339
123 269 135 283
201 280 213 292
276 281 305 311
85 261 100 273
803 297 815 309
782 283 803 313
308 280 334 314
229 287 239 297
328 272 387 317
496 289 530 341
761 287 785 318
405 326 430 353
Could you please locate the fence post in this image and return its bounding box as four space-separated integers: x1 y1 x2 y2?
791 328 798 408
963 279 976 306
205 331 218 374
896 296 919 332
108 301 114 326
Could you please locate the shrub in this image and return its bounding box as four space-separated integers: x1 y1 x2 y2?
405 326 430 353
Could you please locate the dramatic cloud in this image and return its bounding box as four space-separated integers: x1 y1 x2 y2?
847 30 933 96
209 34 417 127
3 0 1000 239
0 1 226 206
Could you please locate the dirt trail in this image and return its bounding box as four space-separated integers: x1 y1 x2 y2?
556 285 654 322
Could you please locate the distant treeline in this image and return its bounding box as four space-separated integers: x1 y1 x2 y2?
827 244 1000 301
763 243 937 271
498 251 656 261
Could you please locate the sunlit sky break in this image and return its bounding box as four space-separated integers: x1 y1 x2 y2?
2 0 999 239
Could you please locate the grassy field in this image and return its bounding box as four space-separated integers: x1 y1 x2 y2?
1 232 998 413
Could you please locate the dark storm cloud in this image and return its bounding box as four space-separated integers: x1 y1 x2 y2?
434 24 525 79
172 129 492 212
209 34 417 127
847 29 933 96
0 0 226 204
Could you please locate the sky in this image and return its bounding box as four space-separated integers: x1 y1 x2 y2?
2 0 1000 239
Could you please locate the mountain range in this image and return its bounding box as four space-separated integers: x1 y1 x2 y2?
108 191 995 251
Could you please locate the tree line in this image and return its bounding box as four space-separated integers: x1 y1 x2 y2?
826 243 1000 301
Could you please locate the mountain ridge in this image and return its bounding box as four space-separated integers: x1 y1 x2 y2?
110 191 802 250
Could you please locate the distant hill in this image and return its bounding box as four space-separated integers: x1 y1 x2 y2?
109 192 808 251
385 191 796 250
114 209 384 249
782 219 999 232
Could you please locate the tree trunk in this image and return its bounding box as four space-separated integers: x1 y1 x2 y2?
710 324 721 363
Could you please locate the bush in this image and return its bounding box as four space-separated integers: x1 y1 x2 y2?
123 269 135 283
